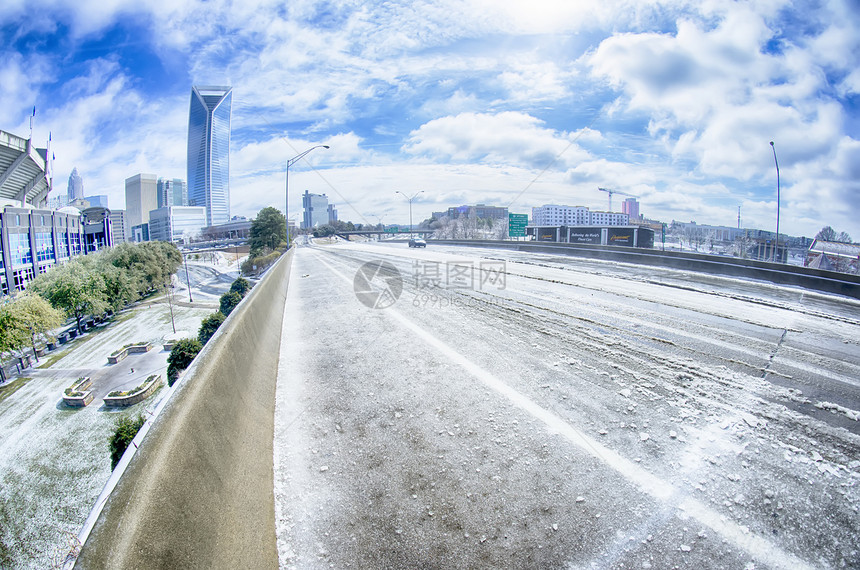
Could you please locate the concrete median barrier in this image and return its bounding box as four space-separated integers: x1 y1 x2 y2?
433 239 860 299
75 251 293 569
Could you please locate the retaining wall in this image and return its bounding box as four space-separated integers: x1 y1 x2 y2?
75 251 293 569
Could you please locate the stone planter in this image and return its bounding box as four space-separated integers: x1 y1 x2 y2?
103 374 163 408
63 392 94 407
63 377 93 407
107 350 128 364
108 342 153 364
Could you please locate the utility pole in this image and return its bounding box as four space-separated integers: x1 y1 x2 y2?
396 191 424 238
770 141 781 263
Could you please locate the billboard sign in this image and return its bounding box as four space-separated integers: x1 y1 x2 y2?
639 228 655 249
536 228 558 242
607 228 634 246
569 229 602 244
508 214 528 237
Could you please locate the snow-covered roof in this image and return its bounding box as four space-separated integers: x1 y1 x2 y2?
809 239 860 257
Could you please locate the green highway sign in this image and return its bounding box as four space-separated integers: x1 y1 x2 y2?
508 213 528 237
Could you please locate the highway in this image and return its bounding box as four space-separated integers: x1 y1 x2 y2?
273 240 860 569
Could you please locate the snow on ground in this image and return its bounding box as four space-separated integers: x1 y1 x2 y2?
274 241 860 569
0 257 236 569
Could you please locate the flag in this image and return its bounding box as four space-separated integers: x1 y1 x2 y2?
46 132 53 181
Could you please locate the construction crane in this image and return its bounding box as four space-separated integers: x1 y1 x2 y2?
597 187 637 212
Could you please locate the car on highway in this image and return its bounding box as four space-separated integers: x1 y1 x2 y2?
408 238 427 248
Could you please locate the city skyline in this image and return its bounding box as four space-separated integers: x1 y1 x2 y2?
2 1 858 239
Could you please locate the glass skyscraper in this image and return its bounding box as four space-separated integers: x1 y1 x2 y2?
67 167 84 201
157 178 187 208
302 190 330 229
187 85 232 227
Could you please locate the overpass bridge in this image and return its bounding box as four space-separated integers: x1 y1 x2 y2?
72 242 860 568
332 229 433 240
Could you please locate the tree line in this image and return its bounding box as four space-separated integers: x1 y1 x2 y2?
1 241 182 362
165 276 251 384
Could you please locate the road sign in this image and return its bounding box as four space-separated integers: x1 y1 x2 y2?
509 214 528 237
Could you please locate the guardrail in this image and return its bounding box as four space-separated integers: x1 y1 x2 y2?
430 239 860 299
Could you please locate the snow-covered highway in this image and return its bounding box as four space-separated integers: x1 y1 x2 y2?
274 240 860 569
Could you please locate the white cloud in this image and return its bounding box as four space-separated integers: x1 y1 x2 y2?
403 112 591 168
498 61 573 103
0 53 55 129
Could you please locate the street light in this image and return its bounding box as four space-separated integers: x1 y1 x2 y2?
183 253 193 303
769 141 780 263
395 191 424 239
368 214 385 240
286 145 330 249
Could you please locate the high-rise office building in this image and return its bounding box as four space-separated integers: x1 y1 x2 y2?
302 191 329 229
125 173 158 230
327 203 338 224
622 197 640 221
85 195 109 208
68 168 84 201
149 206 206 243
109 209 128 244
187 85 232 227
157 178 187 208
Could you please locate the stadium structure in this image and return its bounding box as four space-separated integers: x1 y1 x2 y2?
0 127 111 295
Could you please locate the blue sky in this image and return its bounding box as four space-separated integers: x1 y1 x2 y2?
2 0 858 238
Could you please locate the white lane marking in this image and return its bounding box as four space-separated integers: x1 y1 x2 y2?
310 248 815 570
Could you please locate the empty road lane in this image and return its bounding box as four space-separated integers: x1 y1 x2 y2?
274 241 860 569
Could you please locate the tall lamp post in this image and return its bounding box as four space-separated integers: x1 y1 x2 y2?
183 253 193 303
396 190 424 238
769 141 780 263
286 145 330 249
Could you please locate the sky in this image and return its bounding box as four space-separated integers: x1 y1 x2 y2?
2 0 858 239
